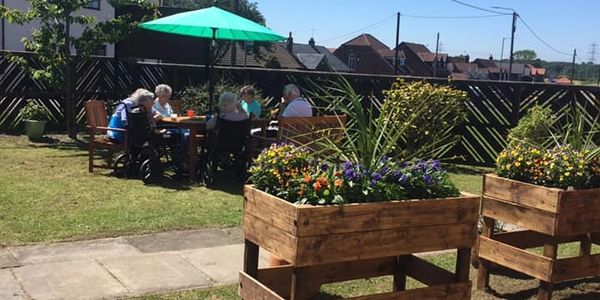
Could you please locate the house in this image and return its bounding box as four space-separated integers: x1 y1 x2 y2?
527 64 546 82
494 62 531 81
473 57 501 80
285 35 351 72
333 34 407 75
217 41 304 69
446 57 488 80
395 42 449 77
0 0 160 57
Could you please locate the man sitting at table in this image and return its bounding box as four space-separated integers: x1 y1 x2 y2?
276 84 313 118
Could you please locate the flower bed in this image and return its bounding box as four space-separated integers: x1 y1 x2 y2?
241 144 479 300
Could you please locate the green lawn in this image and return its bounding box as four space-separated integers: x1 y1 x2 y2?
0 134 243 245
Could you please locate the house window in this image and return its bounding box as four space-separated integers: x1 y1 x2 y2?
348 54 357 70
84 0 101 10
399 57 405 66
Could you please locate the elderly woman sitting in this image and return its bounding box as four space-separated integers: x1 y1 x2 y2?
207 92 249 130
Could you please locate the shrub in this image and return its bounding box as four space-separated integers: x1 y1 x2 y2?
508 105 553 147
20 101 49 121
381 79 469 160
249 143 461 206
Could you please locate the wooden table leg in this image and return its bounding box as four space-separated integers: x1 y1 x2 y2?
456 248 471 283
537 241 558 300
188 126 198 181
393 255 409 291
580 233 592 256
243 239 259 278
477 216 495 290
291 266 310 300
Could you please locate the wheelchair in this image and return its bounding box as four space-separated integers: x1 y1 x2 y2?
113 104 183 184
197 117 250 186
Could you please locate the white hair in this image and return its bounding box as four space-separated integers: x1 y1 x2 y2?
154 84 172 97
218 92 239 112
133 90 155 106
283 84 300 98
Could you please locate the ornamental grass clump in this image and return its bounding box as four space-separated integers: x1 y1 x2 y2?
249 143 460 205
496 144 600 190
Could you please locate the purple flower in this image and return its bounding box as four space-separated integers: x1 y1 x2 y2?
344 169 356 181
343 161 353 169
423 174 433 185
371 172 382 182
321 164 329 171
399 174 409 184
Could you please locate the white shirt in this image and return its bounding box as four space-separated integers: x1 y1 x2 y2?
281 98 313 118
153 100 173 117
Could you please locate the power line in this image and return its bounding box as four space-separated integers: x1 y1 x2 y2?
448 0 510 15
517 15 572 57
402 13 505 19
319 14 395 43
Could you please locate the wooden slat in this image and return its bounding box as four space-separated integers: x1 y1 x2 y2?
243 214 297 264
555 209 600 236
559 188 600 214
257 265 292 298
294 222 476 266
483 174 561 213
404 255 456 286
481 196 557 236
552 253 600 282
239 271 286 300
478 236 553 281
295 194 479 236
244 186 299 236
346 283 471 300
492 230 581 249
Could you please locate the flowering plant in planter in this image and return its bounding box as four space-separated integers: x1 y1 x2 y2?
249 143 460 205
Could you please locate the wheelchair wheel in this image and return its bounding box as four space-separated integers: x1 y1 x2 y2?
198 159 215 187
113 154 128 178
140 159 163 184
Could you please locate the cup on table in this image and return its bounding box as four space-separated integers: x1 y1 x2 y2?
187 110 195 117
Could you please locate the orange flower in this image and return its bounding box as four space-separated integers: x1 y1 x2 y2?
303 174 311 183
313 181 322 191
334 179 343 188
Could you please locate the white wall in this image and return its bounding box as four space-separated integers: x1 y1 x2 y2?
2 0 117 56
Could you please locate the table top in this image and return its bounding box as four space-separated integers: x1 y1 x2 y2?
159 116 207 124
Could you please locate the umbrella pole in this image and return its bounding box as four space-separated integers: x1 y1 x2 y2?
207 27 217 113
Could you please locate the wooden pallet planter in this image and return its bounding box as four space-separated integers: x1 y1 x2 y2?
240 185 480 300
477 174 600 300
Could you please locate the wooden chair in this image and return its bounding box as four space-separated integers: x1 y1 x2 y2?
251 115 347 157
85 100 127 172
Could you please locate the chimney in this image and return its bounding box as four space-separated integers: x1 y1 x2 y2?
308 37 316 48
464 54 470 63
287 32 293 52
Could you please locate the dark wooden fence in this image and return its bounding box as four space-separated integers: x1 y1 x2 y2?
1 51 599 166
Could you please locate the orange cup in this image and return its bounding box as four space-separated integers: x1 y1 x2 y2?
187 109 195 117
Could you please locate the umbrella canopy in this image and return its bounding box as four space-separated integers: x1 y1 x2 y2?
139 6 285 42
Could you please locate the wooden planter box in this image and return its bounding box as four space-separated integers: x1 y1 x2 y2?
477 174 600 300
240 185 480 300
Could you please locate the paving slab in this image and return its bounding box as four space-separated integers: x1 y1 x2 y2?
10 237 140 265
100 252 211 295
125 228 242 253
0 249 20 268
180 244 271 284
0 269 28 299
13 259 127 300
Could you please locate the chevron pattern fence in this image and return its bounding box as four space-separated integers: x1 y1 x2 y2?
1 52 599 166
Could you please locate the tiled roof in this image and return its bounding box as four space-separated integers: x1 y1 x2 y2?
313 45 351 72
217 42 303 69
474 58 497 68
401 42 430 54
418 52 448 62
495 62 527 74
343 34 390 51
295 53 325 70
288 42 351 72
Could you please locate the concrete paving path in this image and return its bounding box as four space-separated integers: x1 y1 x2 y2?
0 228 270 300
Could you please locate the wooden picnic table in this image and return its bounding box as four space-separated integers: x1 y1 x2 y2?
158 116 207 181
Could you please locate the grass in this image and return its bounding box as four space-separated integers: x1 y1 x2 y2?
0 134 243 246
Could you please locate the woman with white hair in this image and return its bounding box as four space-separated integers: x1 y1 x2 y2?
107 88 157 142
206 92 248 130
152 84 174 118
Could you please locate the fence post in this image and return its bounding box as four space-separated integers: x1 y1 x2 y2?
511 83 523 128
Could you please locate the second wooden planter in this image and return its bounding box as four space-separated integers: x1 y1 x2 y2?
240 185 480 300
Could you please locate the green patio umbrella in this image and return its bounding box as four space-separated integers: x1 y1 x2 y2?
139 6 285 111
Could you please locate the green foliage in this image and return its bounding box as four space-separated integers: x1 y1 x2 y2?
550 102 600 161
381 79 469 160
513 49 538 62
508 105 554 147
20 101 49 121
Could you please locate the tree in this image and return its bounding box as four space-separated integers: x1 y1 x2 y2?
163 0 265 24
0 0 156 138
513 49 538 62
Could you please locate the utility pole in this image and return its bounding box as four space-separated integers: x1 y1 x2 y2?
433 32 440 77
229 0 240 66
393 12 400 75
571 48 576 84
493 7 518 81
499 37 508 81
588 42 598 63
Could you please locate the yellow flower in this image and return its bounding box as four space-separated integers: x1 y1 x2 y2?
514 162 521 167
564 172 570 176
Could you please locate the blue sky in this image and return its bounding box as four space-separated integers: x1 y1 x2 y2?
253 0 598 63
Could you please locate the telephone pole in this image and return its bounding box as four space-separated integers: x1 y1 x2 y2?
433 32 440 77
571 49 577 84
493 6 517 81
393 12 400 75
